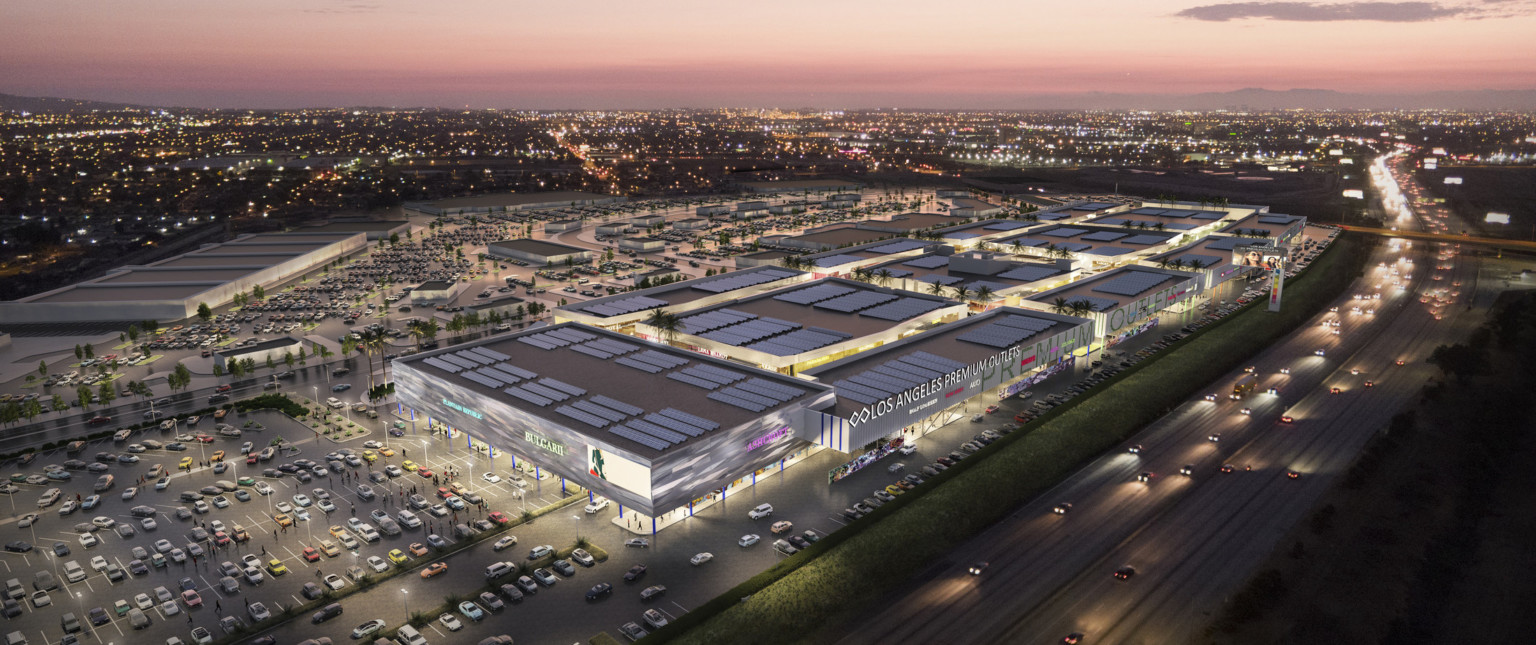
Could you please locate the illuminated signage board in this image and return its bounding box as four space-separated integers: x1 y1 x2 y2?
440 398 483 420
524 431 566 457
587 445 653 498
746 427 791 452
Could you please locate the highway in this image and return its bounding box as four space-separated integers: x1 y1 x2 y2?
838 229 1486 643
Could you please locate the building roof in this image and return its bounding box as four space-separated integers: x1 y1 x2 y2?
487 238 592 258
215 337 303 359
786 226 897 247
804 307 1083 413
416 280 455 292
993 224 1178 258
425 191 616 209
859 212 969 232
28 284 215 303
299 221 411 233
94 268 258 284
668 277 956 356
1026 265 1198 311
395 323 832 457
865 252 1069 292
565 266 805 319
1220 212 1306 238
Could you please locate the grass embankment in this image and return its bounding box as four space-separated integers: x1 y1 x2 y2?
654 232 1375 645
1206 290 1536 644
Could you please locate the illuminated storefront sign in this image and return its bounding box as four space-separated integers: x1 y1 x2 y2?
828 436 905 483
746 427 791 452
587 445 653 498
1000 355 1076 399
524 431 566 457
440 398 483 420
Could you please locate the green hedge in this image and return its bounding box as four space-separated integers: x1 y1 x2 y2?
656 232 1375 645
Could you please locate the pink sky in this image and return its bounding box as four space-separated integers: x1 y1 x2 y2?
3 0 1534 108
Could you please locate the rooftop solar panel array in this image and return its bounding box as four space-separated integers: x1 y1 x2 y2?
1173 253 1224 268
468 347 509 361
697 317 800 346
422 357 462 373
1084 246 1135 256
579 295 669 318
1093 218 1127 226
609 425 670 450
743 327 851 356
833 351 967 405
917 274 964 286
813 290 898 313
1091 270 1172 297
678 309 757 334
1163 222 1199 230
1075 202 1117 210
555 405 611 429
774 283 857 305
902 255 950 269
1121 234 1172 245
1000 237 1048 248
1258 215 1299 225
858 297 948 322
867 240 929 254
1190 211 1226 220
1041 227 1088 238
983 221 1031 231
1129 207 1166 215
812 254 867 268
1036 212 1071 221
690 268 799 294
438 354 479 370
871 268 913 279
1201 236 1268 251
955 314 1058 349
1080 231 1128 242
996 265 1062 282
1054 242 1093 253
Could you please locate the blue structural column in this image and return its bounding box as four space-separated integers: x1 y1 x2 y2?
561 478 566 495
618 504 624 518
688 501 693 517
587 491 594 503
651 517 656 535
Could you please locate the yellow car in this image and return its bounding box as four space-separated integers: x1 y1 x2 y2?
387 549 408 564
265 559 287 576
329 525 348 539
275 514 293 527
319 539 340 557
361 451 377 463
378 448 395 457
178 457 193 469
885 484 905 496
401 460 419 472
210 450 225 462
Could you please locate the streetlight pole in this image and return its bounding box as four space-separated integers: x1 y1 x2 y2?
401 589 408 621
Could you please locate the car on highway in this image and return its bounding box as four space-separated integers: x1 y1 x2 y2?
1113 566 1137 580
1052 503 1072 515
1136 472 1151 483
420 562 448 579
968 562 989 575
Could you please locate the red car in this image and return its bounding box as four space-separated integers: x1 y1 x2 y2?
87 416 112 425
984 405 999 414
1278 416 1294 424
418 469 434 479
215 385 232 393
213 531 230 546
302 547 320 562
195 434 215 443
488 512 509 525
436 487 451 499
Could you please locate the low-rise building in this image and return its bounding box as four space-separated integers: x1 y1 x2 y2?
486 239 595 267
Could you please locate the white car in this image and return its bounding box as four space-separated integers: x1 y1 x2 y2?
584 498 610 514
323 574 346 590
439 613 463 631
690 552 713 566
738 534 760 548
248 601 270 621
366 556 390 573
481 473 501 484
747 504 773 520
252 482 273 496
292 494 312 507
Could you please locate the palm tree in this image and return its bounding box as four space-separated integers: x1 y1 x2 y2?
951 284 971 303
1171 259 1187 271
645 309 682 345
357 328 388 393
1069 300 1095 317
408 319 439 352
973 285 995 309
874 269 894 287
851 267 873 283
928 280 947 297
1050 297 1070 315
1011 239 1026 255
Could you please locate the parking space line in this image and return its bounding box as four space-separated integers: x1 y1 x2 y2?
669 601 689 615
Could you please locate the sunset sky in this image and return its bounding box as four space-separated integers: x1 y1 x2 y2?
3 0 1534 108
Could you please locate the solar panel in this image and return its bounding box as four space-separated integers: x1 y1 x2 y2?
495 363 538 380
1201 236 1266 251
1091 270 1172 297
846 375 901 396
1174 253 1223 268
468 347 510 361
691 268 799 294
1084 246 1135 256
917 275 963 286
657 408 719 431
880 360 938 381
871 268 913 279
438 354 479 370
859 298 947 322
689 364 746 384
996 265 1061 282
545 328 595 343
1190 211 1226 220
1080 231 1128 242
983 221 1031 231
866 367 923 388
589 395 644 416
813 291 898 313
1258 215 1298 225
1121 234 1171 246
554 405 611 429
516 336 557 350
571 400 627 423
503 387 552 407
1162 222 1199 230
569 345 611 359
609 425 670 451
1159 209 1200 219
581 304 625 317
740 378 803 400
833 382 886 405
1094 218 1126 226
995 315 1056 332
538 378 586 397
631 350 687 369
460 371 504 389
452 351 493 366
626 419 688 444
479 366 525 384
907 351 967 372
582 295 668 317
773 283 856 305
421 357 462 373
667 372 721 390
615 357 661 374
813 254 867 268
1130 207 1167 215
518 382 569 402
587 339 639 355
643 413 706 437
707 391 768 412
867 240 929 254
1041 227 1088 238
965 280 1013 294
956 320 1048 349
1000 237 1047 247
902 255 949 269
1035 212 1070 220
528 332 571 347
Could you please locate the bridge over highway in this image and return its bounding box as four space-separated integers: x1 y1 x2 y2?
1337 225 1536 253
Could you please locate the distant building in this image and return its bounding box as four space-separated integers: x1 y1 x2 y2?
949 198 1003 218
696 205 731 216
619 237 666 253
486 239 594 266
630 215 666 228
403 191 624 216
214 337 304 371
544 219 584 234
411 280 463 305
672 218 711 231
595 223 631 237
468 293 527 319
739 179 862 194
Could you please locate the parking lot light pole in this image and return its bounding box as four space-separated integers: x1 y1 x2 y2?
401 589 408 619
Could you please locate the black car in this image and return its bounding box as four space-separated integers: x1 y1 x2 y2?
623 564 647 581
4 541 32 553
53 542 70 557
585 582 613 601
551 559 576 576
787 535 810 550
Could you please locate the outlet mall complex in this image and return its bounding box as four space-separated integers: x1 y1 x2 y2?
393 200 1310 533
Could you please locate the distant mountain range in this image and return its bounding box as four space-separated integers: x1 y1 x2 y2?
3 88 1535 112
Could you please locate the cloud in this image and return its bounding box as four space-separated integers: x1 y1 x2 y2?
1176 1 1478 21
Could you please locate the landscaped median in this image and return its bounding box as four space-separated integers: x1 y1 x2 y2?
218 490 589 645
650 232 1376 645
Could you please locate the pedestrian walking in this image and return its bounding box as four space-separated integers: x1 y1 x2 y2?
215 600 221 612
261 545 266 555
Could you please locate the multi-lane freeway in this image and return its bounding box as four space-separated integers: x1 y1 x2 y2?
838 220 1487 642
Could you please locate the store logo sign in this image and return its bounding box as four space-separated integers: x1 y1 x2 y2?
441 398 483 420
525 431 566 457
745 427 791 452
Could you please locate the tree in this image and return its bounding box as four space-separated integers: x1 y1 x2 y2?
1050 297 1070 315
265 355 276 371
74 344 83 361
645 309 682 345
408 320 439 351
252 285 265 301
127 324 139 343
928 280 947 297
241 358 256 374
1 402 18 426
37 360 47 377
23 398 43 422
874 269 895 287
50 395 68 413
83 344 94 360
76 385 93 410
297 346 307 364
284 352 295 368
230 361 246 379
212 364 224 378
951 284 971 303
97 382 116 407
197 302 213 322
973 285 995 308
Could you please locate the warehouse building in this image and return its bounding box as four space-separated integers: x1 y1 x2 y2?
862 251 1079 306
0 232 365 324
618 237 666 253
214 337 305 371
554 265 810 331
486 239 595 266
1019 265 1201 342
989 224 1184 269
544 219 584 234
